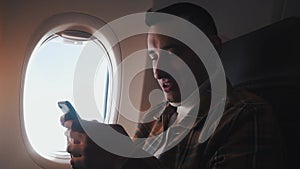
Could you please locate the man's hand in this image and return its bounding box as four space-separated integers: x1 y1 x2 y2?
60 115 128 169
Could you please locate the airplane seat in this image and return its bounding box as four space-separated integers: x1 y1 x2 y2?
220 17 300 168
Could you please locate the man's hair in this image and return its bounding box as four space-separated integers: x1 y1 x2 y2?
145 2 218 36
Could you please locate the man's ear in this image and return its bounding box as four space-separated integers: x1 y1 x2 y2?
209 35 222 54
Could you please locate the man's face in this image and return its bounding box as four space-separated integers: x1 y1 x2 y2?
147 26 207 103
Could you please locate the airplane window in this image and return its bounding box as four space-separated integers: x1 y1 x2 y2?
23 31 111 161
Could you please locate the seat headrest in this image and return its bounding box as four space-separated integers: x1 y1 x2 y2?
220 17 300 86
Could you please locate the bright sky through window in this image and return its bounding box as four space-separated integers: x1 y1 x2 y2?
23 35 109 160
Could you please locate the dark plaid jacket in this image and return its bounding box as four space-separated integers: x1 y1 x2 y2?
130 87 286 169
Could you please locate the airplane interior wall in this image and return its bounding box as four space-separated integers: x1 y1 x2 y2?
0 3 2 54
0 0 151 168
1 0 300 168
117 34 150 137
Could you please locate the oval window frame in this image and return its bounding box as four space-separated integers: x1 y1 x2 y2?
20 12 121 169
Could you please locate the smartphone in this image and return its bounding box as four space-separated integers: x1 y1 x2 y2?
58 100 80 121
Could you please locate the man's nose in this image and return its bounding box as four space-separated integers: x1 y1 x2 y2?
153 53 171 79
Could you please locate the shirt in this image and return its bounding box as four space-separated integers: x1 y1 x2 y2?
131 86 286 169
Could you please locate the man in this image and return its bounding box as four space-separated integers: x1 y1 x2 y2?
62 3 286 169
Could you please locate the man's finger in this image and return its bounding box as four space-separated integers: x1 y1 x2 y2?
60 114 66 126
67 143 84 157
71 120 84 132
70 156 86 168
63 120 73 129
